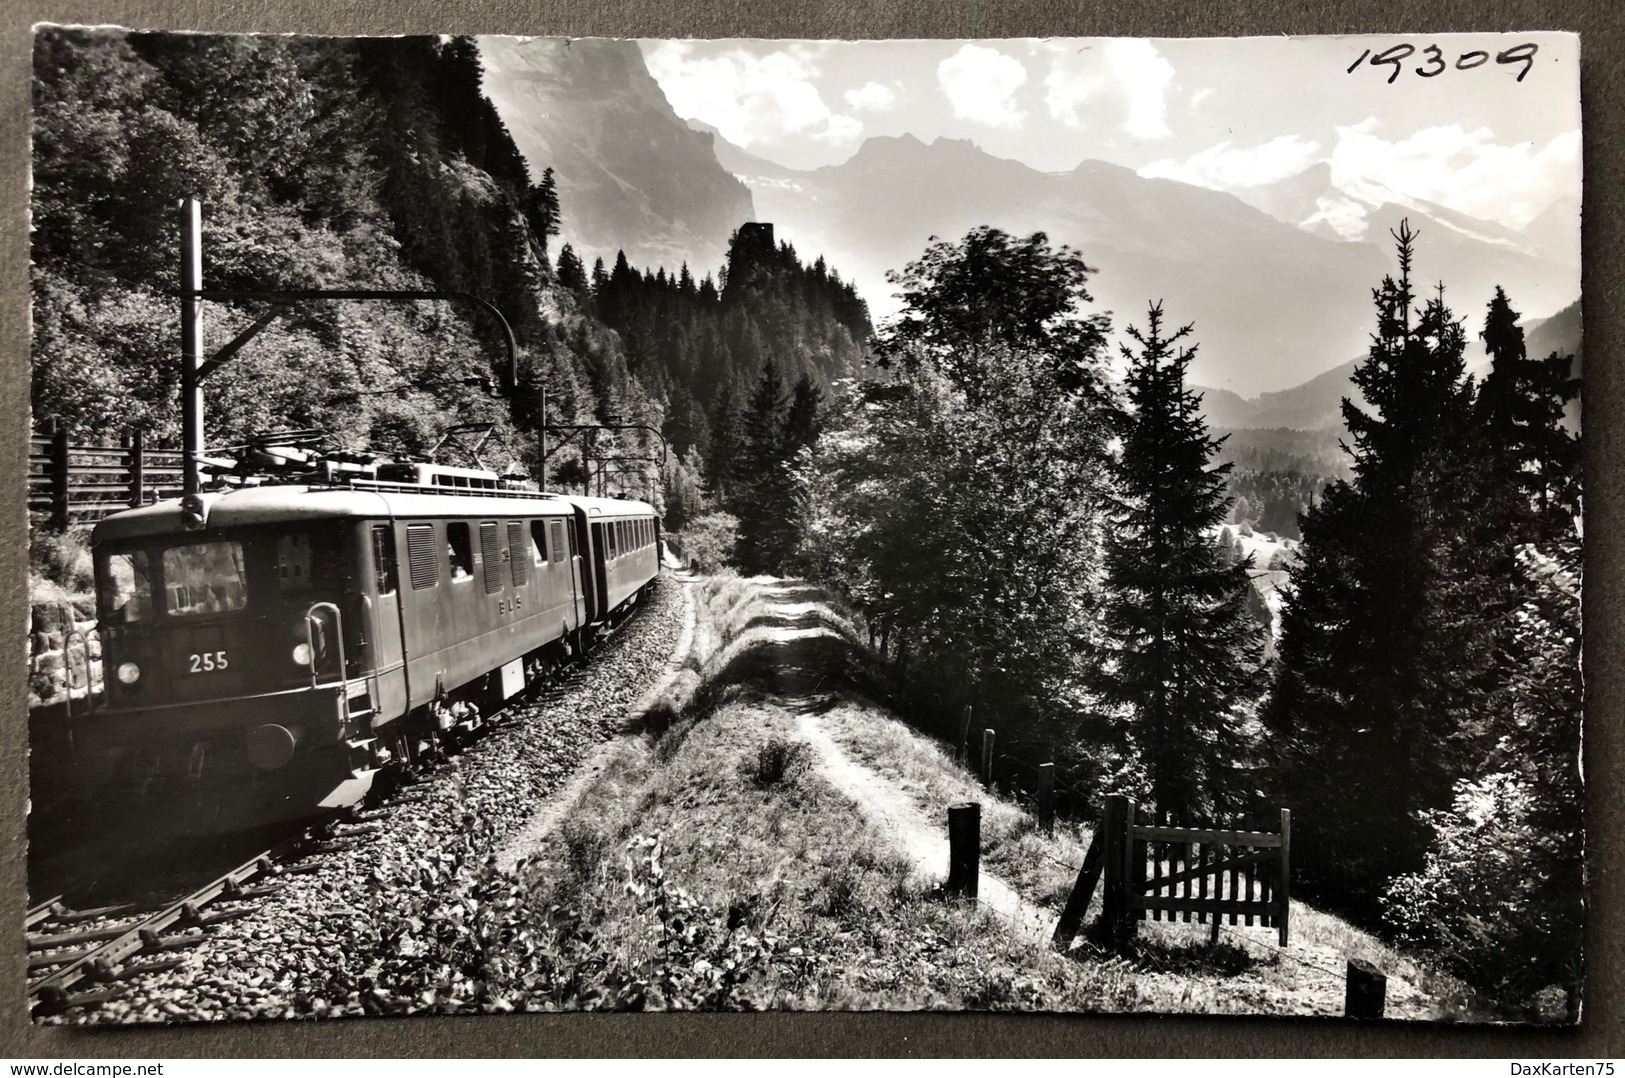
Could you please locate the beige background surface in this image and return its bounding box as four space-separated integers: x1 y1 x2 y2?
1 0 1618 1058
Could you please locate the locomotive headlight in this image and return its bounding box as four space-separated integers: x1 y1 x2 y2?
116 661 141 685
291 642 313 666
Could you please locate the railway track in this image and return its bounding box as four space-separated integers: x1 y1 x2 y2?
27 829 314 1017
24 606 639 1021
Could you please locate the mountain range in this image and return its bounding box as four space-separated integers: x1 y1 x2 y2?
478 37 754 278
1195 298 1580 433
710 128 1577 398
477 37 1580 404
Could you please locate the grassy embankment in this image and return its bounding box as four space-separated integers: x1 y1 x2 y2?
501 573 1484 1016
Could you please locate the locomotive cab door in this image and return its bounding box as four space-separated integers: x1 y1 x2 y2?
365 523 409 722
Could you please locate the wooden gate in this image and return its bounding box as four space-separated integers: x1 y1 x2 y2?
1053 793 1291 948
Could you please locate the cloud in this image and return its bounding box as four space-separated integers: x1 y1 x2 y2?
1328 121 1581 230
1136 121 1580 235
643 41 864 151
844 81 896 112
1044 40 1175 140
1300 194 1371 241
1110 41 1175 140
1189 87 1214 110
1140 135 1322 189
937 45 1027 128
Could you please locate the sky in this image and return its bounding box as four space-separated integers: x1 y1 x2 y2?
637 34 1581 233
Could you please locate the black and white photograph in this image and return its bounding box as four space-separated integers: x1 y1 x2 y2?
22 28 1583 1027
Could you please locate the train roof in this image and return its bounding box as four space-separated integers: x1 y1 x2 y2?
566 495 662 519
92 484 656 544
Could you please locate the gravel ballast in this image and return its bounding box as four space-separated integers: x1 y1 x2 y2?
52 573 693 1025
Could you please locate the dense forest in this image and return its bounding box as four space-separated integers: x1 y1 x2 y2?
31 28 865 518
31 30 1583 1020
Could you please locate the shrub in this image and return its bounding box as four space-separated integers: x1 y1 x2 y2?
31 529 94 593
746 737 811 788
1381 773 1582 1020
674 511 740 573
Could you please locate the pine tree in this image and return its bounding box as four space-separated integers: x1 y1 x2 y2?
1095 304 1261 821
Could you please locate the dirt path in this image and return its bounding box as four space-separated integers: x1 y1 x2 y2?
752 581 1056 944
493 573 698 872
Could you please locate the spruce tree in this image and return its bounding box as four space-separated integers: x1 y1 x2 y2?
1476 287 1580 535
1095 303 1261 821
736 359 795 573
706 381 744 505
1264 220 1482 914
785 373 824 453
555 243 586 293
527 166 560 257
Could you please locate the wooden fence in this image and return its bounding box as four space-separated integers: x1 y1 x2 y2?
29 423 185 530
1053 793 1291 948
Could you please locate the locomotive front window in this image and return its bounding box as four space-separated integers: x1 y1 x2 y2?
101 550 155 624
163 541 248 617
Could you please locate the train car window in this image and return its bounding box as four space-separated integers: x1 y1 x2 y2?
371 526 398 594
531 520 549 565
163 541 248 616
551 520 567 564
480 522 504 593
447 523 474 581
565 520 578 558
406 524 438 589
509 521 529 586
100 549 154 623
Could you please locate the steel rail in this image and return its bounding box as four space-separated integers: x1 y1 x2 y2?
27 829 310 1012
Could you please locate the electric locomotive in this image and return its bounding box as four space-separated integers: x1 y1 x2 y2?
78 459 660 833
